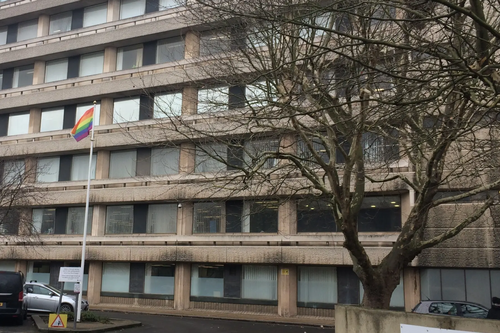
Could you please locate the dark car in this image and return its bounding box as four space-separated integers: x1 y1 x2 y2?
0 271 27 325
412 300 489 319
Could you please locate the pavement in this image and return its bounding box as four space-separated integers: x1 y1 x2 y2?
29 304 334 332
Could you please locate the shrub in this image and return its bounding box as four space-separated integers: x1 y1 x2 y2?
61 311 111 324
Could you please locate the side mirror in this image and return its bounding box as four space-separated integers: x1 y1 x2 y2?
49 292 56 297
26 287 33 294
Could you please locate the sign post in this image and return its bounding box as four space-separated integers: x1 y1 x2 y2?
57 267 82 328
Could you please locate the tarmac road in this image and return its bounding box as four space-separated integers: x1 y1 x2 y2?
0 311 332 333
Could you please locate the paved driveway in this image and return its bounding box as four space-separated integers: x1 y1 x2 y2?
0 317 37 333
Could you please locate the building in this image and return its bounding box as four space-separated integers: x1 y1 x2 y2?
0 0 499 318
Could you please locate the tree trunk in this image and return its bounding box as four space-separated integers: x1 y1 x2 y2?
359 267 401 309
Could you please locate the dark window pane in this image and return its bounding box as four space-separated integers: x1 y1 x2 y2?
358 196 401 232
337 267 359 304
199 265 224 278
297 199 336 232
248 201 278 233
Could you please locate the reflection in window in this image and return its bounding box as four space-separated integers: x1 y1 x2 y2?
13 65 34 88
83 3 108 27
154 92 182 118
120 0 146 19
157 37 184 63
200 31 232 56
197 87 229 113
195 144 227 173
7 112 30 136
113 97 140 123
79 52 104 77
117 45 143 70
2 160 25 185
71 154 97 181
146 204 177 233
49 12 72 35
36 157 60 183
109 150 137 178
40 107 64 132
32 208 56 235
106 205 134 234
66 207 93 235
45 59 68 83
151 147 179 175
17 20 38 42
159 0 183 10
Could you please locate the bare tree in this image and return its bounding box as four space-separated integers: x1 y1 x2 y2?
140 0 500 308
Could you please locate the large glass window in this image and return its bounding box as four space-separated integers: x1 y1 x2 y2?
197 87 229 113
2 160 25 185
0 26 7 45
157 37 184 63
76 103 100 126
0 261 16 271
200 31 232 56
298 266 337 306
297 199 336 232
146 204 177 233
83 3 108 27
13 65 34 88
144 264 175 295
45 59 68 83
120 0 146 19
7 112 30 136
71 154 97 181
49 12 72 35
102 263 130 292
117 45 143 70
358 196 401 232
154 92 182 118
195 144 227 173
40 107 64 132
32 208 56 234
36 157 60 183
244 139 279 169
191 264 224 297
159 0 182 10
113 97 140 123
27 262 51 284
79 52 104 77
109 150 137 178
226 200 278 233
193 202 222 233
151 147 179 175
66 207 93 235
241 265 277 300
106 205 134 234
17 20 38 42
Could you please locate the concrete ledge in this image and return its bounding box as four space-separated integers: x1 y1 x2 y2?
32 314 142 332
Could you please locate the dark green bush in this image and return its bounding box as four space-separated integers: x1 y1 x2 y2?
61 311 110 324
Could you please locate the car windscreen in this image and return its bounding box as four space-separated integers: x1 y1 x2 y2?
41 284 62 295
0 272 22 293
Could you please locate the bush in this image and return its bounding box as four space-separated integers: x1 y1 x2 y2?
61 311 111 324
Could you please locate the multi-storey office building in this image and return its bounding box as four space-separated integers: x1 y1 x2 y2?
0 0 499 318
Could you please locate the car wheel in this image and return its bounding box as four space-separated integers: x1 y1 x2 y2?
60 303 73 313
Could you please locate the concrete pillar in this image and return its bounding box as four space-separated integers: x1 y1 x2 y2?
107 0 121 22
32 61 45 85
37 15 49 37
401 191 411 226
177 202 193 235
91 205 106 236
17 208 32 236
103 47 117 73
184 31 200 59
179 142 195 174
87 261 102 305
95 151 110 180
100 97 114 125
174 263 191 310
278 199 296 235
25 157 37 183
15 261 27 276
28 108 41 134
278 265 297 317
403 267 420 312
181 87 198 116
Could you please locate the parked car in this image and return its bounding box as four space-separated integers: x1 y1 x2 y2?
0 271 27 325
23 281 89 313
412 300 488 318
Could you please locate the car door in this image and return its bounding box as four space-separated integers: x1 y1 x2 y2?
29 285 59 312
459 303 488 318
428 302 458 316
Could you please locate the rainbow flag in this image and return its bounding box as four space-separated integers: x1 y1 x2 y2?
71 107 94 142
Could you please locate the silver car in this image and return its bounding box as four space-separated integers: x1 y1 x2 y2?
23 282 89 313
412 300 488 318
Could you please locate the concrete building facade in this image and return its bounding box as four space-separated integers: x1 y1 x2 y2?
0 0 498 318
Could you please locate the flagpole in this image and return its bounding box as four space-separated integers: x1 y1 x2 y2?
77 102 96 322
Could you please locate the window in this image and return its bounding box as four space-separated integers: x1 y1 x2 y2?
193 202 222 233
200 31 232 56
144 264 175 295
79 52 104 77
117 45 143 70
45 59 68 83
195 144 227 173
298 135 350 165
113 97 140 123
76 103 100 126
244 139 279 169
71 154 97 181
49 12 72 35
358 196 401 232
83 3 108 27
226 200 279 233
36 157 60 183
17 20 38 42
0 261 15 271
362 132 399 164
146 204 177 233
245 81 277 108
40 107 64 132
151 147 179 175
13 65 34 88
154 92 182 118
109 150 137 178
241 265 277 300
0 26 7 45
120 0 146 19
32 208 56 235
0 209 20 235
2 160 25 185
7 112 30 136
159 0 182 10
102 262 130 292
191 264 224 297
197 87 229 113
297 199 336 232
298 267 337 306
106 205 134 234
157 37 184 63
26 262 51 284
66 207 93 235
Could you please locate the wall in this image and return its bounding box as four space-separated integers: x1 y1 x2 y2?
335 305 500 333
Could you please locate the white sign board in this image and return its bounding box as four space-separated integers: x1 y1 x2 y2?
401 324 482 333
58 267 82 282
73 283 81 294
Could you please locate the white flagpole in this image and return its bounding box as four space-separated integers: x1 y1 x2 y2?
77 102 96 322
